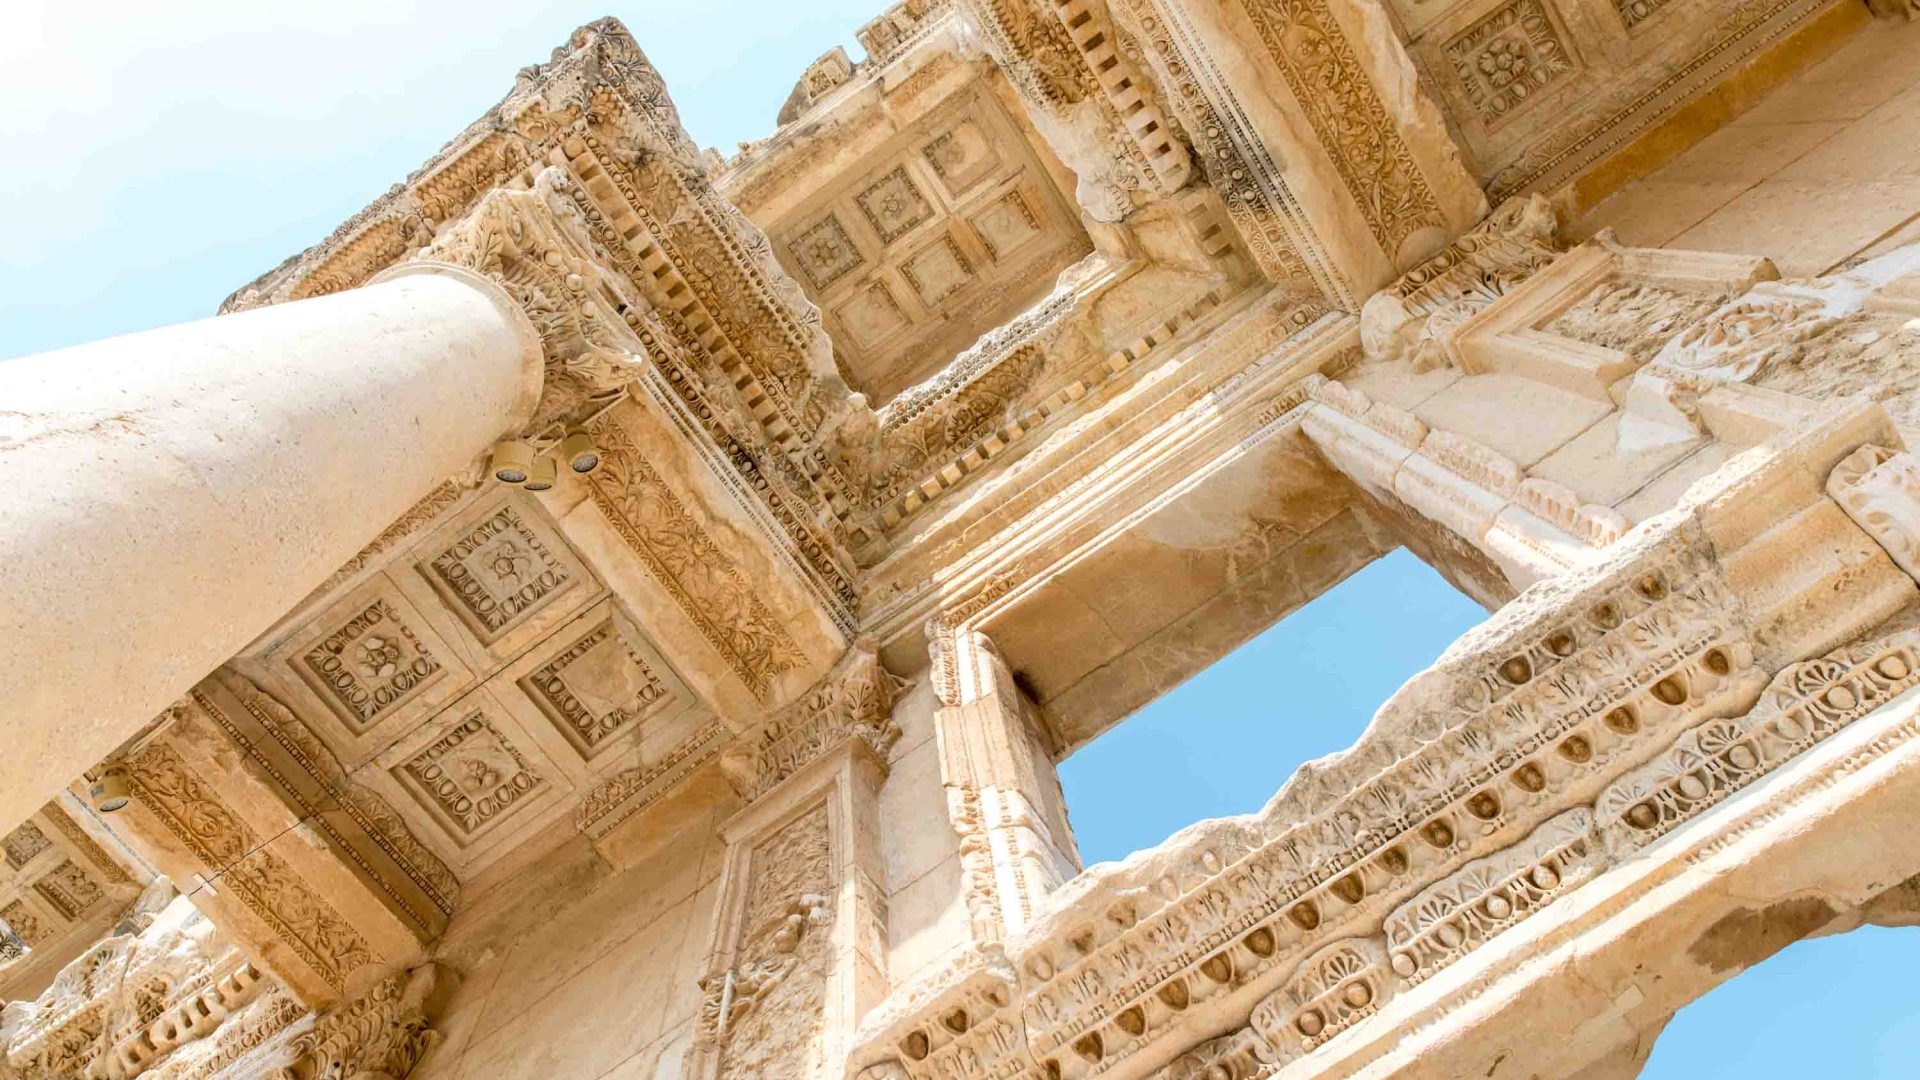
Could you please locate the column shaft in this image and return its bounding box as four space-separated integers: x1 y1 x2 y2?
0 266 541 832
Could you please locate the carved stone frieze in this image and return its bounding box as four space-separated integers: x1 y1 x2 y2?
575 725 728 839
1235 0 1446 260
855 518 1780 1080
1598 629 1920 854
582 415 808 701
126 742 381 997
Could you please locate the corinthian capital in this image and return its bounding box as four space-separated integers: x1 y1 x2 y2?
398 165 652 435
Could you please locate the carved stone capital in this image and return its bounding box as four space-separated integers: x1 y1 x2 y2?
1829 444 1920 586
1359 194 1560 369
722 639 909 803
398 165 651 436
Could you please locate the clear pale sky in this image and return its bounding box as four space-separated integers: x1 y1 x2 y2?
6 3 1913 1074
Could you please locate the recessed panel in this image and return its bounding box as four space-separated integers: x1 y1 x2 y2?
901 236 975 308
922 118 1001 195
971 189 1044 262
396 707 549 843
420 503 582 645
855 165 935 245
519 619 672 757
836 281 913 350
298 594 448 733
792 214 865 290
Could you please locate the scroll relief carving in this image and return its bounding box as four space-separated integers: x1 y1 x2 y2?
125 741 381 995
582 415 807 701
206 672 460 926
697 805 835 1080
1237 0 1446 258
1828 445 1920 586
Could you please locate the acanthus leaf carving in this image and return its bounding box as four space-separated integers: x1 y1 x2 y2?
1359 194 1559 369
724 639 909 803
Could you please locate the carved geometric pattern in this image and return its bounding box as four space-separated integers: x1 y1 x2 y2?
425 504 574 639
583 419 803 700
31 860 105 920
854 165 935 245
1239 0 1445 256
300 597 441 730
521 620 670 756
792 214 864 291
400 710 546 837
3 821 51 869
1 900 48 945
901 237 976 307
1446 0 1574 126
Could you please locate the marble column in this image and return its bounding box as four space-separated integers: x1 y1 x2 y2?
0 263 543 833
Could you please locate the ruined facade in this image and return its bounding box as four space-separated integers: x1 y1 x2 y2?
5 2 1920 1079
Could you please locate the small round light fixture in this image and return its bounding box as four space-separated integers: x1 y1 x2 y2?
560 425 600 474
91 766 132 814
491 439 535 484
524 455 558 492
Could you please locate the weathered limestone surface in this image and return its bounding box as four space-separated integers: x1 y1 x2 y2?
0 267 544 835
10 6 1920 1080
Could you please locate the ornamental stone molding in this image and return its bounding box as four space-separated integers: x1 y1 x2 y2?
0 891 454 1080
12 9 1920 1080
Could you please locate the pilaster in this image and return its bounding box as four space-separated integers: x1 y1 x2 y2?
688 643 905 1080
928 629 1079 941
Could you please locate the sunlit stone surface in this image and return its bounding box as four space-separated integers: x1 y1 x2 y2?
6 6 1920 1080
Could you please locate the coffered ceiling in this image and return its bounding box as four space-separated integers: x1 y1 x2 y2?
767 81 1094 404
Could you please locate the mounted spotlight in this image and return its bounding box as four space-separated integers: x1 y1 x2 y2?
560 425 601 474
90 766 131 813
524 455 558 492
491 439 535 484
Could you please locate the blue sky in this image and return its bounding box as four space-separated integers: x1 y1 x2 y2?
7 3 1912 1074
